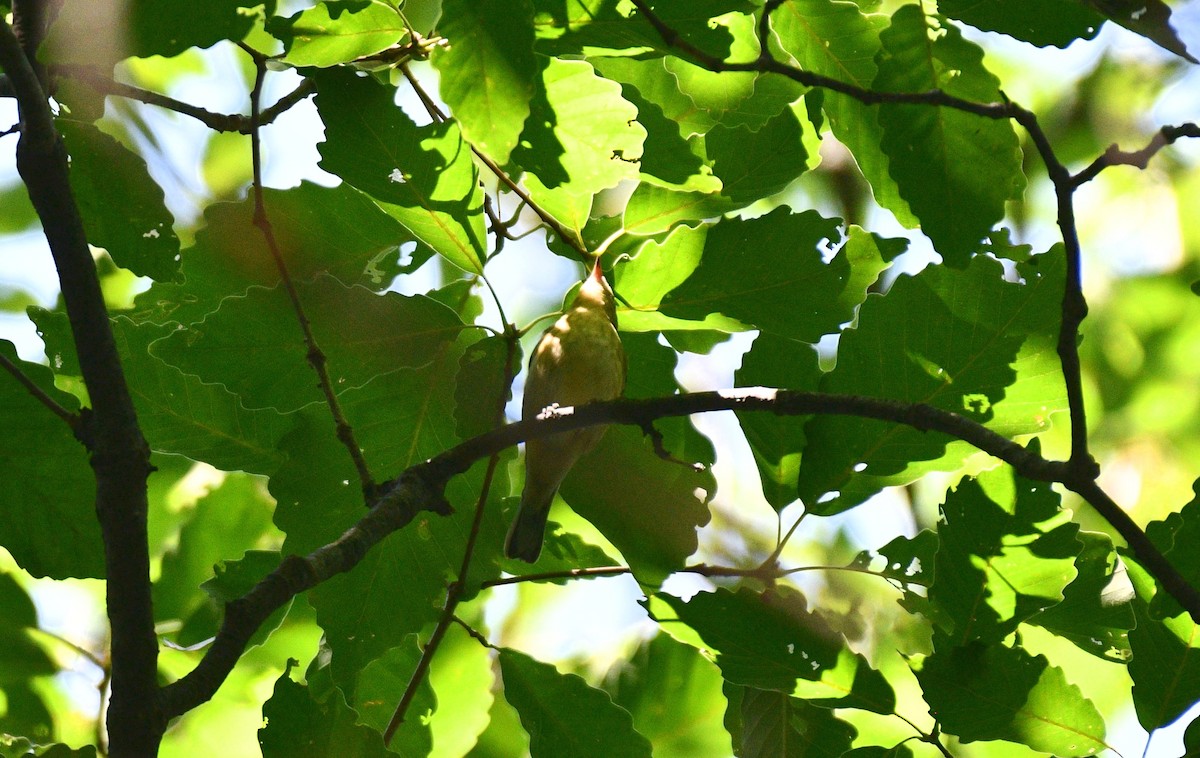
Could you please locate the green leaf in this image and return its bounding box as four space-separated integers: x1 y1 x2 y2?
153 474 277 645
428 623 495 756
609 633 733 758
874 6 1025 264
0 341 103 579
913 638 1108 756
662 12 804 132
199 550 291 649
57 120 179 282
661 209 852 342
734 334 822 510
706 108 808 204
926 474 1079 645
130 183 415 326
113 318 291 473
558 424 712 586
654 586 844 691
513 58 646 245
725 685 857 758
769 0 915 226
1027 531 1135 662
499 648 652 758
454 334 517 440
797 253 1063 514
258 663 393 758
433 0 538 165
1087 0 1197 62
1143 479 1200 619
351 639 436 755
622 184 738 237
937 0 1103 48
534 0 753 59
1127 588 1200 730
268 0 408 67
150 276 464 413
314 69 487 275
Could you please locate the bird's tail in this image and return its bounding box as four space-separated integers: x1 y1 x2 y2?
505 492 552 563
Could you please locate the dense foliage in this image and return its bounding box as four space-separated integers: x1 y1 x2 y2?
1 0 1200 756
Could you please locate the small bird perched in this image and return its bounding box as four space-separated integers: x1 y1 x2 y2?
505 260 626 562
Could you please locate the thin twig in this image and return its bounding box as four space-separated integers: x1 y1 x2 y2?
397 62 592 262
53 65 314 134
481 565 632 588
0 350 80 430
383 326 520 745
1071 123 1200 186
243 54 375 498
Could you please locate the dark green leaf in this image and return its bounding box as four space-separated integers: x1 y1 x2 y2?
559 425 712 586
874 6 1025 263
913 637 1108 756
1027 531 1135 662
1088 0 1197 62
130 183 415 326
609 633 733 758
43 0 262 64
797 253 1063 514
654 586 844 691
314 69 488 274
150 276 463 412
113 318 291 473
706 109 808 205
454 334 517 440
499 648 652 758
926 473 1079 645
57 120 179 282
726 685 857 758
734 334 822 510
660 208 852 342
0 341 102 579
938 0 1103 47
258 663 392 758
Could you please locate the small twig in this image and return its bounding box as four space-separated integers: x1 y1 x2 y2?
383 326 520 745
451 615 494 648
0 350 80 430
53 65 314 134
1071 123 1200 187
397 63 592 262
244 54 375 498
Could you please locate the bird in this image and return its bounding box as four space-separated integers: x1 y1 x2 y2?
505 259 626 562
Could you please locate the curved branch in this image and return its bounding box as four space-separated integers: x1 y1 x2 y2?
162 385 1200 716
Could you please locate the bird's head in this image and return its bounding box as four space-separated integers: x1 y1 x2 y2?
574 259 618 327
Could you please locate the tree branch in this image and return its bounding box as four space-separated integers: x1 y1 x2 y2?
49 64 315 133
0 14 161 757
157 384 1200 714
